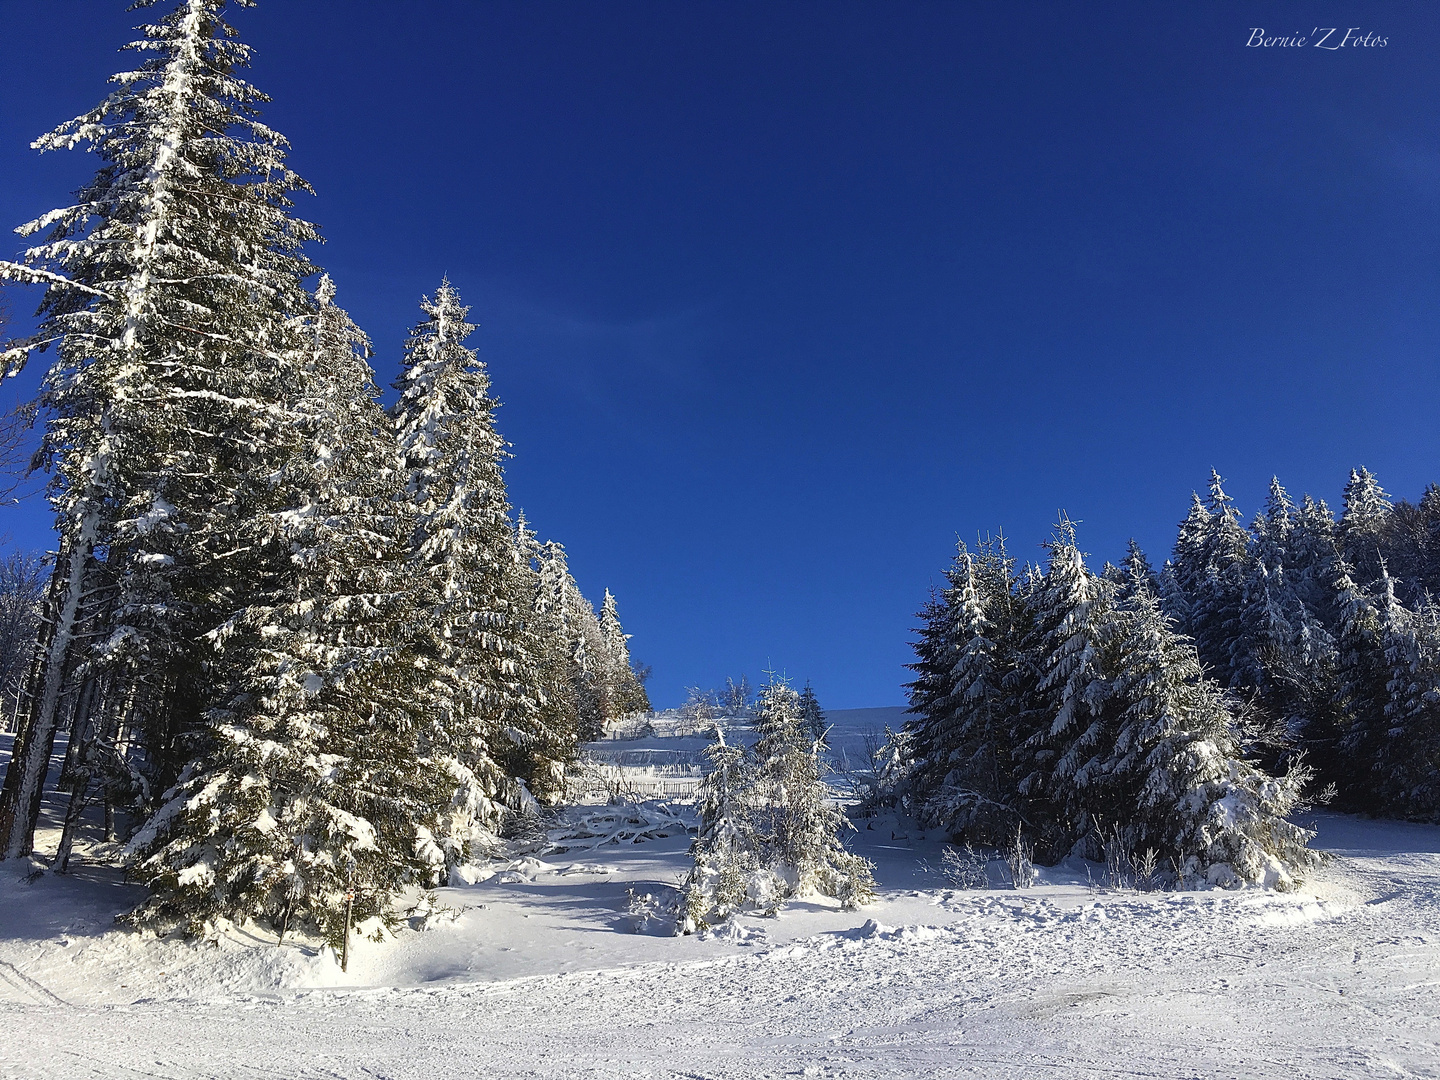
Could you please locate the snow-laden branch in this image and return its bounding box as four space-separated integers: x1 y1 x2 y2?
0 261 116 299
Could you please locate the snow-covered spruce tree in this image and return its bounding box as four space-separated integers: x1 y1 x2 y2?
1168 472 1252 689
1381 485 1440 606
748 678 874 906
392 281 561 807
1371 590 1440 820
597 588 651 721
680 678 873 930
798 680 826 744
1025 518 1118 855
1107 539 1158 605
532 538 611 740
0 0 319 859
1331 563 1440 819
1234 478 1340 756
512 515 583 787
904 564 963 779
908 538 1035 844
1102 584 1317 887
1332 562 1394 809
125 278 469 940
678 727 759 932
1288 494 1344 625
1163 493 1212 639
1340 467 1393 591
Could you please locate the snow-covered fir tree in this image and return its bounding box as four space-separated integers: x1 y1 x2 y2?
1381 485 1440 606
907 537 1037 845
1332 562 1394 807
124 278 467 939
908 516 1323 882
749 677 875 904
678 727 757 932
1234 478 1339 752
597 588 650 721
1107 539 1158 605
1166 472 1251 689
510 515 584 796
0 0 320 859
391 281 558 808
1371 589 1440 819
532 537 610 741
1026 518 1116 853
797 681 826 744
680 677 873 931
1340 467 1394 589
1102 582 1317 886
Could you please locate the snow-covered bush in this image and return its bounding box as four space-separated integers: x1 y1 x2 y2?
939 843 991 889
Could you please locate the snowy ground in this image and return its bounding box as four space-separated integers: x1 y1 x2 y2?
3 716 1440 1078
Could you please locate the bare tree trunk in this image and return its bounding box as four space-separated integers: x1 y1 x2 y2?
0 537 93 859
52 768 89 874
53 675 105 873
341 887 354 972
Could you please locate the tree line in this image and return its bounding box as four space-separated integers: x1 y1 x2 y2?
0 0 647 944
904 468 1440 886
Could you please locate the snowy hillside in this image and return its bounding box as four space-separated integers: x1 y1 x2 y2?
580 706 906 797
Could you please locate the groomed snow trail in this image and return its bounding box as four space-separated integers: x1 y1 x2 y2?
3 814 1440 1078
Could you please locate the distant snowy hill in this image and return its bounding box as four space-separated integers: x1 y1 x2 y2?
823 706 907 769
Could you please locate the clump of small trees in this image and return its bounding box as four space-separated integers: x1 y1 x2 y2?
679 677 874 932
904 513 1318 889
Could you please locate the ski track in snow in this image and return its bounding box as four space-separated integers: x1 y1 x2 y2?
2 815 1439 1078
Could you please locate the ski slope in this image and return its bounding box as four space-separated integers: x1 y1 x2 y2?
1 809 1438 1078
2 709 1440 1078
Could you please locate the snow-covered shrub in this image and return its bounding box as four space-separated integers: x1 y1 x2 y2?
1004 825 1035 889
625 887 678 934
939 843 991 890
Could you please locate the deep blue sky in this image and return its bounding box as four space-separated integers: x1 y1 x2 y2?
1 2 1436 709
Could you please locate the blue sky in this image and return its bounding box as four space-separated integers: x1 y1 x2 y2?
1 2 1436 709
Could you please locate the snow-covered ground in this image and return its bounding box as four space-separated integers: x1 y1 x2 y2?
3 715 1440 1078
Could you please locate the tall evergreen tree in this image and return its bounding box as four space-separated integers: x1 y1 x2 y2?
908 538 1035 844
1340 467 1393 588
1111 539 1158 604
1027 518 1115 851
797 680 826 744
748 677 874 905
0 0 320 859
509 515 582 797
533 537 609 741
1332 562 1392 808
125 277 472 938
1187 472 1253 686
679 727 756 931
597 588 650 721
1372 590 1440 819
391 281 552 812
1380 485 1440 606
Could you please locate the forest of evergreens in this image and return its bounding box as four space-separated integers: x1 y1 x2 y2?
903 468 1440 885
0 1 648 943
